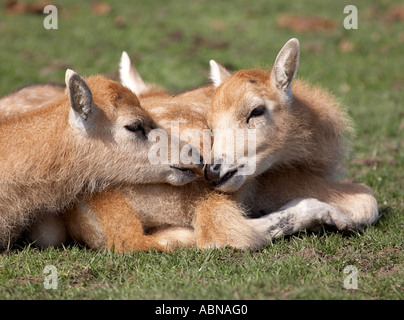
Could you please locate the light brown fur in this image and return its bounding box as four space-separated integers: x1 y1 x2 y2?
0 84 65 117
66 188 196 252
0 70 200 249
63 84 215 252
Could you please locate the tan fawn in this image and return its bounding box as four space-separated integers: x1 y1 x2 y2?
63 55 214 252
202 38 378 247
0 69 201 250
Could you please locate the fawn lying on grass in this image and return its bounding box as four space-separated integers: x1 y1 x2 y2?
200 39 378 248
0 70 201 250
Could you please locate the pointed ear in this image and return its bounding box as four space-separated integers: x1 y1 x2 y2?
119 51 149 96
270 38 300 96
209 60 231 88
65 69 93 121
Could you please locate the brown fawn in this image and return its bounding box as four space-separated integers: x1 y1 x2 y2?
202 38 378 248
0 69 201 249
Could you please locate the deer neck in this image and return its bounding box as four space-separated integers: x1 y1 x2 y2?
0 99 99 212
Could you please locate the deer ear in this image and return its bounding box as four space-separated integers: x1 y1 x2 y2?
119 51 149 96
209 60 231 88
270 38 300 97
65 69 93 121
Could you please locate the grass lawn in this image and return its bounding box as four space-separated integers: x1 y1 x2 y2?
0 0 403 300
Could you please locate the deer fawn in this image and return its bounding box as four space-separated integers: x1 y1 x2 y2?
202 38 378 246
0 69 201 250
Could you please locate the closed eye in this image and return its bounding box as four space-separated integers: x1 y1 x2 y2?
125 121 146 137
247 105 266 123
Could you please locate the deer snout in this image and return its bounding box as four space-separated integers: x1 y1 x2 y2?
169 143 205 181
204 159 238 187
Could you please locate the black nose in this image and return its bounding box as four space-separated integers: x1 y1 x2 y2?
204 159 222 184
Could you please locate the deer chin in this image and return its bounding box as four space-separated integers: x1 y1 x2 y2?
212 172 246 193
205 156 254 193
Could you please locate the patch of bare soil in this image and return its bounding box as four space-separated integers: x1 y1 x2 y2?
277 14 336 33
5 0 53 15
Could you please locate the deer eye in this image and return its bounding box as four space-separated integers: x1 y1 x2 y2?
125 121 146 137
247 105 266 123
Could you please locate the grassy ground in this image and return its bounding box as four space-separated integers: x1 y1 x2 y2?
0 0 403 300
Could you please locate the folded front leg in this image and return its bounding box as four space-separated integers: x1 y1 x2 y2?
249 198 356 240
256 169 379 230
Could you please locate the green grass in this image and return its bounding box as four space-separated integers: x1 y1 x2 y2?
0 0 403 300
